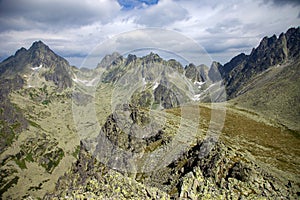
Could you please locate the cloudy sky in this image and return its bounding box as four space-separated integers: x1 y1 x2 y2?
0 0 299 67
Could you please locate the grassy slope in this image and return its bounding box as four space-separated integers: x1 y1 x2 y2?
0 86 80 199
169 103 300 183
230 60 300 132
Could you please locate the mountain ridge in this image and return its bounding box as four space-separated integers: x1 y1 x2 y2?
219 26 300 99
0 27 299 199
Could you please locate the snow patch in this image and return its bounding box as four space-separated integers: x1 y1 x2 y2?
32 64 43 71
72 75 99 87
85 77 99 86
191 94 201 101
142 77 147 86
194 81 205 89
191 82 218 101
152 82 159 90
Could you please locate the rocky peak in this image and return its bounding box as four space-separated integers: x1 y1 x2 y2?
219 53 247 77
14 47 27 57
30 40 50 51
0 41 73 90
142 52 163 64
285 26 300 58
184 63 208 82
208 61 222 82
198 64 209 82
184 63 198 81
27 41 66 67
247 32 289 71
125 54 137 66
257 35 277 50
98 52 123 69
167 59 184 73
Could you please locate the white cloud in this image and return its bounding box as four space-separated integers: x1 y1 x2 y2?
0 0 299 67
134 0 188 26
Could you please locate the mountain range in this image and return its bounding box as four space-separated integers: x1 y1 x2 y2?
0 27 299 199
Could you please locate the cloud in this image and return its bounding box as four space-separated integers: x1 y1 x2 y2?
135 0 188 26
79 28 212 68
0 0 299 67
0 0 121 31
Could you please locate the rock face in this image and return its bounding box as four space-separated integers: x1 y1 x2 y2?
184 63 209 82
208 61 222 82
153 84 179 109
220 27 300 99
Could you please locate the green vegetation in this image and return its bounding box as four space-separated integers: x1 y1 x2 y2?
0 120 16 148
14 158 27 169
25 152 34 162
72 145 80 159
41 148 64 173
41 99 51 105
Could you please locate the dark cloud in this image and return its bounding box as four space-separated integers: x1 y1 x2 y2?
264 0 300 6
0 0 120 31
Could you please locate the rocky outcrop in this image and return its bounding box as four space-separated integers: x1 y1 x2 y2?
44 145 170 199
98 104 167 154
46 135 299 199
175 141 299 199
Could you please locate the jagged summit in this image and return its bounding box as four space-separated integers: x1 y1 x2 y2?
30 40 49 49
219 26 300 99
142 52 163 63
97 52 123 69
12 41 52 59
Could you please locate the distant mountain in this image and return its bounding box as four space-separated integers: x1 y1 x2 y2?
93 51 225 109
0 41 73 90
219 27 300 99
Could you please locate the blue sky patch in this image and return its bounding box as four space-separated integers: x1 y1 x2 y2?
117 0 159 9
